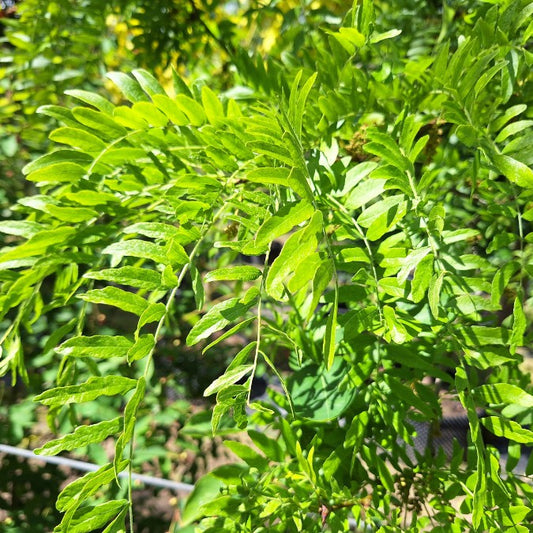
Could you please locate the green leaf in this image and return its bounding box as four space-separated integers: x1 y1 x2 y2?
383 305 409 344
202 318 256 355
65 89 115 114
190 263 204 310
254 201 315 248
323 289 338 369
79 287 148 316
370 28 402 43
245 167 290 186
34 376 137 407
374 449 396 492
36 417 122 456
204 365 253 397
342 306 379 340
162 264 178 288
123 222 182 241
247 141 294 167
26 162 87 184
411 253 434 303
265 211 323 301
107 72 149 103
62 189 120 206
510 295 526 348
137 303 166 330
151 94 188 125
491 261 520 307
492 154 533 188
131 102 168 127
101 508 128 533
339 161 378 194
204 266 262 282
305 258 333 319
165 239 189 268
167 241 192 267
209 463 250 485
0 220 43 239
171 68 193 98
386 376 435 418
364 131 411 172
84 267 163 291
71 107 127 138
57 462 128 512
175 94 206 126
248 429 284 462
482 416 533 444
345 178 386 210
357 194 405 228
463 347 519 370
131 68 166 97
287 167 314 202
493 506 531 528
22 150 92 175
201 85 224 125
455 125 479 147
428 271 445 319
113 105 148 129
127 334 155 363
495 120 533 143
187 293 258 345
355 0 375 36
475 383 533 408
1 227 76 262
50 127 107 153
115 377 145 469
63 500 128 533
344 411 369 449
455 326 509 347
327 27 365 54
288 357 357 422
38 104 77 124
47 205 97 223
56 335 133 359
397 247 431 284
223 440 269 469
103 240 168 265
290 71 317 139
181 475 223 526
491 104 527 133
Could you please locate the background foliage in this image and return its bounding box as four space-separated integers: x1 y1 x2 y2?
1 0 533 531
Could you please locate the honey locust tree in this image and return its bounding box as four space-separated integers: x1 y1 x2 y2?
1 0 533 531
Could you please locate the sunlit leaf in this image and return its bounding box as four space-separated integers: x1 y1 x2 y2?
34 376 137 407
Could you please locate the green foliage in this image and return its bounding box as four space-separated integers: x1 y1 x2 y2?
1 0 533 531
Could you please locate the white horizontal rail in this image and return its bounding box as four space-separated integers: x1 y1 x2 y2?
0 443 194 492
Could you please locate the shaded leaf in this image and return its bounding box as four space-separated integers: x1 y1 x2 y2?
181 475 223 526
287 358 357 421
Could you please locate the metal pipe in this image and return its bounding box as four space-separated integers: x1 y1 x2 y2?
0 444 194 493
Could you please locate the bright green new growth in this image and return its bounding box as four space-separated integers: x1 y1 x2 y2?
1 0 533 531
